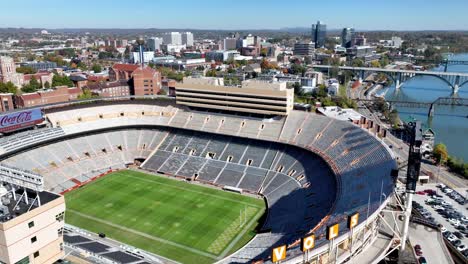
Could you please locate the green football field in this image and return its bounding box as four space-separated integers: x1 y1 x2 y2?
65 170 265 264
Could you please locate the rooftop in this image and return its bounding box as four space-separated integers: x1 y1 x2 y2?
0 189 60 223
316 106 363 122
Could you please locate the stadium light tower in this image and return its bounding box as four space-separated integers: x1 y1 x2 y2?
136 36 145 68
400 121 422 251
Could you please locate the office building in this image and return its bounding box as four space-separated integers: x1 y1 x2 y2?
223 38 237 50
147 37 163 51
341 28 355 48
131 51 155 64
391 36 403 48
294 42 315 56
161 44 186 54
175 77 294 115
205 50 239 62
352 34 367 46
21 61 57 71
312 21 326 48
162 32 182 45
181 32 194 47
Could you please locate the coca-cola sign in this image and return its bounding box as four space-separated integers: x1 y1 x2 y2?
0 108 43 133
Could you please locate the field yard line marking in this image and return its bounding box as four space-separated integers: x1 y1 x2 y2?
218 207 265 258
120 173 262 208
67 209 218 259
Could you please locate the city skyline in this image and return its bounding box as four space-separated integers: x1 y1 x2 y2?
1 0 468 31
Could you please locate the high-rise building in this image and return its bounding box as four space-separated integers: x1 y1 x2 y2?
294 42 315 56
162 32 182 45
352 34 367 46
341 28 355 48
181 32 194 47
147 37 163 51
223 38 237 50
391 36 403 48
312 21 326 48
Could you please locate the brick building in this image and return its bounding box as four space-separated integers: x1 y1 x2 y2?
131 67 162 96
87 80 130 98
16 86 82 108
109 64 139 81
23 71 54 88
0 93 14 112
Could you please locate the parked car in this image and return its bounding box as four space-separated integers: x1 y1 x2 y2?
453 231 464 239
457 244 467 252
416 191 426 195
437 183 446 188
440 226 448 233
452 240 462 247
424 189 436 195
441 201 451 206
447 234 458 242
418 257 427 264
449 218 461 226
443 188 454 194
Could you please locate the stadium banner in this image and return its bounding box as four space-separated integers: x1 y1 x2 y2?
348 213 359 229
272 245 287 262
301 234 315 252
0 108 43 133
327 223 339 240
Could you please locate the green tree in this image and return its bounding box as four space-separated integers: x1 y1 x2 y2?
370 60 381 68
22 76 41 93
52 75 74 87
44 81 50 89
290 63 306 76
92 64 102 73
16 66 37 74
205 69 217 77
433 143 449 164
292 82 302 95
0 82 18 94
351 58 365 67
78 89 97 100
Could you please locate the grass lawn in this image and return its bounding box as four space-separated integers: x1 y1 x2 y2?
65 170 265 264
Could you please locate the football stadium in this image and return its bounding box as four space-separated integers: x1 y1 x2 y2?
0 97 396 263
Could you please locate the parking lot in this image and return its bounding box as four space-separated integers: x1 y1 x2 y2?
412 183 468 258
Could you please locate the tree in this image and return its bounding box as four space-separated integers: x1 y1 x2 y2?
0 82 18 94
290 63 306 76
292 82 302 95
22 76 41 93
370 60 381 68
44 81 50 89
205 69 217 77
92 64 102 73
52 75 74 87
16 66 37 74
433 143 449 164
78 89 97 100
351 58 365 67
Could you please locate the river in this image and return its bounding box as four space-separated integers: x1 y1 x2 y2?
385 53 468 161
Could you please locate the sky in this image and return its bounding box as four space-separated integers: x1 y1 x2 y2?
1 0 468 30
